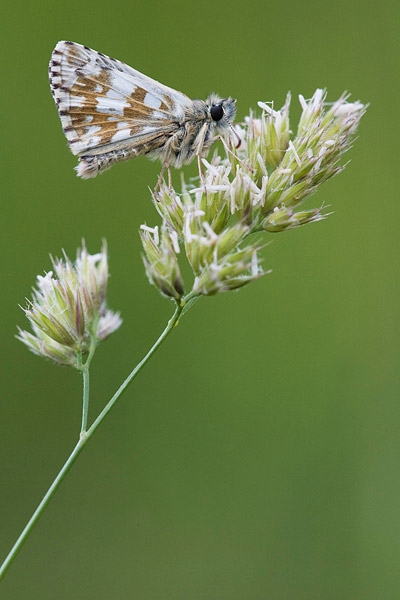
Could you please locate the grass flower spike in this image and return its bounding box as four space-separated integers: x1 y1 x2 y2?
142 89 366 303
17 242 122 369
140 224 184 301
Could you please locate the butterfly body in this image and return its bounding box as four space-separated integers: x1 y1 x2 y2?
49 42 236 179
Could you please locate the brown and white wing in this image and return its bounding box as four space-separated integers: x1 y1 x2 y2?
48 41 192 157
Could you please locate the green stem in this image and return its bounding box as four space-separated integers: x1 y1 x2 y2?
80 367 90 436
0 302 183 582
0 439 86 582
80 334 97 436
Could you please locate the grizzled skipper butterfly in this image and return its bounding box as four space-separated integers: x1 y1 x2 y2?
49 41 237 181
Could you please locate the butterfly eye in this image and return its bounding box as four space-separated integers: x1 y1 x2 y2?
210 104 224 122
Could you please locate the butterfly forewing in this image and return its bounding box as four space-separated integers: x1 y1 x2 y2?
49 41 192 157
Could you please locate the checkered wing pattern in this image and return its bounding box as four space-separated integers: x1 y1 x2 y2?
49 41 192 157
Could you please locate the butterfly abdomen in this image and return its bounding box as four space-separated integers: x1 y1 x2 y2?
76 133 171 178
76 147 141 179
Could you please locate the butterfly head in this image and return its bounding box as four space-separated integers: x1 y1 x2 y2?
206 95 237 129
205 94 239 148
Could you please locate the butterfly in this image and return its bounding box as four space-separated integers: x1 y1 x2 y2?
48 41 237 181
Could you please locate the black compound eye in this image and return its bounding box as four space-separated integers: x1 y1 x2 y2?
210 104 224 122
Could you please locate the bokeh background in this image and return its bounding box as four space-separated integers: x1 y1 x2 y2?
1 0 399 598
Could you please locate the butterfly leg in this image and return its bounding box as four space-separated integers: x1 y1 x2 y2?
196 153 207 194
195 126 210 194
154 162 168 194
167 166 172 191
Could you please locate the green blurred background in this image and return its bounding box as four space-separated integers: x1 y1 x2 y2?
1 0 399 597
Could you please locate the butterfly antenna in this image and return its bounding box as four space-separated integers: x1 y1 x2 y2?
221 106 242 149
226 118 242 149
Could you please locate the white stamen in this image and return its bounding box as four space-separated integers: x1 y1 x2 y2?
333 101 364 116
183 208 204 243
174 196 183 210
288 141 301 167
298 94 308 111
189 185 228 194
140 225 159 246
188 208 205 218
202 222 218 242
201 158 212 169
209 262 223 273
258 101 280 118
184 214 194 243
169 231 180 254
201 158 224 177
257 153 268 176
230 185 236 214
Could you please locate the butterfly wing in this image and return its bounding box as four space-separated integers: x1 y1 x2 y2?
48 41 192 157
